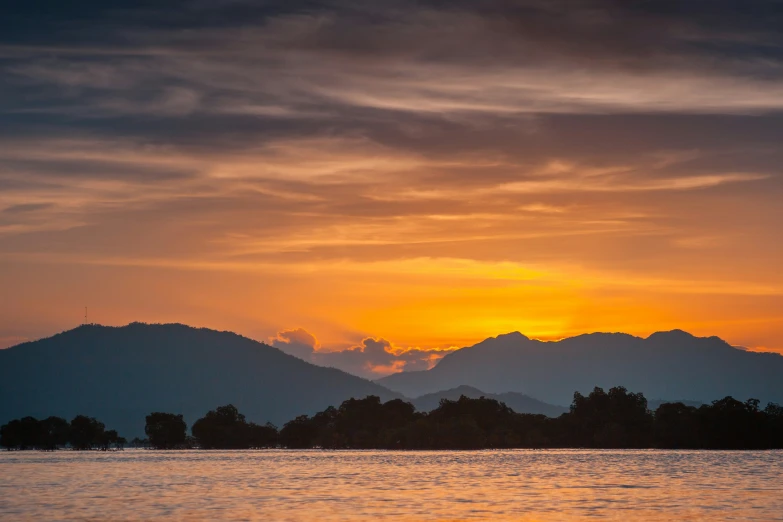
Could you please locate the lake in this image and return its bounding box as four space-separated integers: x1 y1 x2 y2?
1 449 781 520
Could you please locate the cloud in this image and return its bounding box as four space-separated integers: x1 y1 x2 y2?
5 0 783 123
269 327 319 359
1 0 783 354
269 328 454 379
2 203 54 214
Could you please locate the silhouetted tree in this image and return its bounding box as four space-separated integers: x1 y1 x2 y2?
2 416 99 450
69 415 106 450
192 404 276 449
0 418 37 450
377 399 419 448
764 403 783 448
99 429 124 450
653 402 701 448
129 437 148 448
145 413 187 449
0 417 44 450
699 397 767 449
0 421 18 450
422 396 513 449
279 415 318 449
40 416 70 450
559 386 653 448
246 422 279 448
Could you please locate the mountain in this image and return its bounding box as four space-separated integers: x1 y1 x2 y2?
0 323 401 438
377 330 783 406
412 386 567 417
647 399 703 410
411 386 699 415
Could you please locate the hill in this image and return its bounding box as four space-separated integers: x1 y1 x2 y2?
377 330 783 406
411 386 567 417
647 399 703 410
0 323 401 438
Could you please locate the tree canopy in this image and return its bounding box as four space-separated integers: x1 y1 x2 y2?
145 413 187 449
191 404 278 449
1 415 124 450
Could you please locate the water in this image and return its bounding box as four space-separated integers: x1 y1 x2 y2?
1 450 782 521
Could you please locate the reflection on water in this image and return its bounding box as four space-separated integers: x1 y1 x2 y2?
1 450 782 521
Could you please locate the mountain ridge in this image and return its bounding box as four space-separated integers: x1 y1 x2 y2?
4 324 780 438
378 329 783 405
0 322 402 438
411 385 568 417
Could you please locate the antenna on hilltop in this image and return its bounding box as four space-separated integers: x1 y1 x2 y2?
84 306 88 325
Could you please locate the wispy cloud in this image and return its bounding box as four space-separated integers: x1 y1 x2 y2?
1 0 782 353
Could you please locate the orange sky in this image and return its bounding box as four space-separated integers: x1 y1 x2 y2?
1 1 782 375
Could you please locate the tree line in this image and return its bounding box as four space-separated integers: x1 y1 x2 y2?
4 387 783 450
0 415 126 450
273 388 783 450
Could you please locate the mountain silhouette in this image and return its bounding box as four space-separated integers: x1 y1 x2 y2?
377 330 783 406
647 398 703 410
411 385 567 417
0 323 400 437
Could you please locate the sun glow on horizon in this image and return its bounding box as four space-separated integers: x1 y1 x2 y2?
3 253 781 367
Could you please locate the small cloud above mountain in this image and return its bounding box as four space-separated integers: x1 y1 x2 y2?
269 328 455 379
270 328 319 360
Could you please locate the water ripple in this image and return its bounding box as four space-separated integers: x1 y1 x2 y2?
1 449 782 521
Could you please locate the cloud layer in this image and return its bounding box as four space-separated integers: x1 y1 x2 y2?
1 1 781 353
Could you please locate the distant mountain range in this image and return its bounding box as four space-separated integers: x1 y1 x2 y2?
411 386 568 417
0 323 400 438
3 324 778 438
409 386 699 416
377 330 783 406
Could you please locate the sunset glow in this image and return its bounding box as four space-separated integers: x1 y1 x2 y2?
3 4 783 521
1 1 782 373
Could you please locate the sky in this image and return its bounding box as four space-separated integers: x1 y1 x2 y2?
1 0 782 378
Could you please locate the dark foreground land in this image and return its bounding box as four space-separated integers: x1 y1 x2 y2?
3 387 783 451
